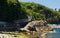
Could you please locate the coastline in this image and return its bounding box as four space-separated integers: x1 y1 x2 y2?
48 24 60 28
48 30 56 33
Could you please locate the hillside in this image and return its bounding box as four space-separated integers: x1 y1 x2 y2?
0 0 60 24
20 2 60 24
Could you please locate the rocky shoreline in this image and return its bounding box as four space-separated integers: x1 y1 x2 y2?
0 20 54 38
19 20 54 38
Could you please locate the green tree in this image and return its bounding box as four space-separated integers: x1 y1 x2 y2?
59 8 60 12
0 0 27 22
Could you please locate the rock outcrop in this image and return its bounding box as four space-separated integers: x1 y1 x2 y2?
20 20 53 38
20 19 48 31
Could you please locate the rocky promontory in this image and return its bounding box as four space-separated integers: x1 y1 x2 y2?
0 20 54 38
20 19 54 38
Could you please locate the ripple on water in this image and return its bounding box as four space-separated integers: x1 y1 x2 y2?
47 28 60 38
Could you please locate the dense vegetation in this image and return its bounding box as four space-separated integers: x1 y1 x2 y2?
0 0 60 24
20 2 60 24
0 0 27 22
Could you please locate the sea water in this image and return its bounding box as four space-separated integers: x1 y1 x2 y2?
47 28 60 38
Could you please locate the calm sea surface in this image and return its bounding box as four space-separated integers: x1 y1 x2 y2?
47 28 60 38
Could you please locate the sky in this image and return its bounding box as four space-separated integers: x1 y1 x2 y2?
19 0 60 10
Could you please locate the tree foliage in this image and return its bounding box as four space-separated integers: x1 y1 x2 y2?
20 2 60 24
0 0 27 22
0 0 60 24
